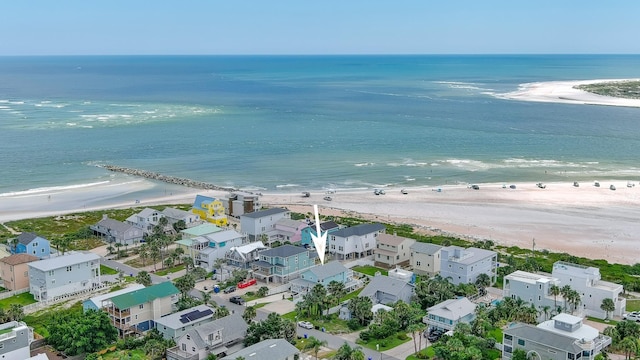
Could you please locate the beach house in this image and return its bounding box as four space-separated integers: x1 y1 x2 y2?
191 230 246 271
252 245 316 283
290 261 362 299
191 195 228 227
225 241 267 269
105 281 180 337
374 233 415 269
0 321 34 360
502 314 612 360
410 242 442 277
28 251 102 301
329 223 386 260
226 192 261 217
155 305 216 340
240 207 291 242
300 220 340 247
12 232 50 259
439 246 497 285
166 313 248 360
90 215 145 246
423 297 477 332
503 270 565 317
83 284 146 312
551 261 625 319
162 207 203 229
359 274 414 305
0 253 39 291
125 207 165 234
220 339 299 360
270 218 308 244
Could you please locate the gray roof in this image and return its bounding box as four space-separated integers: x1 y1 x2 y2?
155 304 215 329
191 313 247 347
221 338 298 360
18 232 41 245
504 323 583 354
441 246 496 265
410 242 442 255
427 297 476 320
307 261 348 280
96 217 137 233
241 207 289 219
331 223 385 238
259 244 308 258
161 207 193 219
204 229 244 243
377 233 414 246
138 207 160 218
28 251 100 271
360 275 413 298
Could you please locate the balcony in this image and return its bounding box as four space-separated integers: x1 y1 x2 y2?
166 347 198 360
106 307 130 317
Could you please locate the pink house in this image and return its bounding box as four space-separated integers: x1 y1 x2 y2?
271 218 308 244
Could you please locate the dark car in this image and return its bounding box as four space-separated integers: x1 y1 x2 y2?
427 330 444 342
223 286 236 294
229 296 245 305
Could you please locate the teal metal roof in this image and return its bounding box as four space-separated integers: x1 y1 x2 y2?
110 282 179 309
181 223 222 237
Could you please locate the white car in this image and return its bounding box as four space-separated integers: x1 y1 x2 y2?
623 312 640 322
297 321 314 329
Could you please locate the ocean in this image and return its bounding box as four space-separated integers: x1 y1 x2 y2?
1 55 640 200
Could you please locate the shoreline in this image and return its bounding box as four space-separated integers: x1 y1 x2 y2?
2 179 640 265
499 78 640 108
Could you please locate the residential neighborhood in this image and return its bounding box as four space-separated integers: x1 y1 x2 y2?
0 197 635 360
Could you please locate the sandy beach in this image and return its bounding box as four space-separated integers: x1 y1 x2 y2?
2 179 640 265
499 79 640 108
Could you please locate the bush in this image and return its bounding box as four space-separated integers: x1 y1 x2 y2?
359 330 371 341
397 333 409 341
415 350 431 359
347 319 361 331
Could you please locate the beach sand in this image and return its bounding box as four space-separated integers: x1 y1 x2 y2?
2 178 639 265
499 79 640 108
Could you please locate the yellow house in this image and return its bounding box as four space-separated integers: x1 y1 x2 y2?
192 195 228 227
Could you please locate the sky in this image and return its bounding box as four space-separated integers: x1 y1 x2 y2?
2 1 640 55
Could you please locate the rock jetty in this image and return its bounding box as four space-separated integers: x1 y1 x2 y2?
100 165 239 192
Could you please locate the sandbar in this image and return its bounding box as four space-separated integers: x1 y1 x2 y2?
499 79 640 108
2 179 640 265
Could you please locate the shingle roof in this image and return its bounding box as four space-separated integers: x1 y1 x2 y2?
155 304 215 329
442 246 496 265
427 297 477 320
504 323 583 354
191 313 247 347
203 229 243 244
138 208 160 218
110 281 179 309
162 207 192 219
228 242 267 261
0 253 39 266
28 251 99 271
259 244 308 258
221 338 298 360
331 223 385 238
410 242 442 255
241 207 288 219
96 217 137 234
17 232 41 245
359 275 413 298
307 261 348 280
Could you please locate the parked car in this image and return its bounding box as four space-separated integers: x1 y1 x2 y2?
623 312 640 322
229 296 245 305
297 321 314 329
427 329 444 342
223 286 236 294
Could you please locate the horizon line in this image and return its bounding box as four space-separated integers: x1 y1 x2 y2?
1 53 640 58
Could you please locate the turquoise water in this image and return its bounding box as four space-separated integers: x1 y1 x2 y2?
1 55 640 194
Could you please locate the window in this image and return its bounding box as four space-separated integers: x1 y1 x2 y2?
182 344 186 351
416 261 421 266
139 304 144 309
504 346 512 353
66 266 72 272
387 256 389 260
396 255 399 260
192 347 196 352
568 353 575 360
135 315 138 320
504 334 513 341
42 248 45 253
186 334 191 340
517 339 525 346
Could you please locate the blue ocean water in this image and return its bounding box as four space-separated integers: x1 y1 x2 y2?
1 55 640 195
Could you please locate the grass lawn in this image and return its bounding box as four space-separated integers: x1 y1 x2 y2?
340 288 363 302
0 292 37 308
352 265 388 277
626 299 640 312
253 302 268 309
101 348 147 359
406 347 435 360
155 264 185 276
357 332 411 351
101 264 119 275
587 316 618 325
23 301 83 337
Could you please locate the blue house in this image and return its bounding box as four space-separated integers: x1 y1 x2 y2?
290 261 362 298
252 245 316 283
300 221 340 247
13 232 50 259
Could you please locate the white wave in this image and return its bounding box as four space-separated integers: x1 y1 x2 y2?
354 162 375 167
275 184 301 188
0 181 111 198
437 159 493 171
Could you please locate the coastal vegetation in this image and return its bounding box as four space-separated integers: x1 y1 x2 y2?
574 80 640 99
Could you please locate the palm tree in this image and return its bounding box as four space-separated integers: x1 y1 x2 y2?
567 290 581 314
407 323 422 354
114 242 122 259
328 280 346 299
8 304 24 322
475 273 491 291
334 342 365 360
243 306 257 322
303 336 327 360
619 337 638 360
136 271 152 286
600 298 616 320
560 285 572 312
542 305 551 320
201 290 211 306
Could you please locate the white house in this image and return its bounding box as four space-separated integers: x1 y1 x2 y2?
126 207 164 235
194 230 246 271
225 241 267 269
240 208 290 242
551 261 625 319
503 270 565 317
0 321 34 360
162 207 203 229
439 246 497 286
424 297 477 332
329 223 386 260
28 251 102 301
410 242 442 277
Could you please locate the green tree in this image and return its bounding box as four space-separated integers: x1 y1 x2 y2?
136 271 152 286
243 306 257 322
174 273 196 297
334 342 365 360
619 337 638 360
511 349 528 360
201 290 212 306
257 286 269 297
328 280 347 299
347 296 373 326
215 306 230 319
600 298 616 320
549 284 560 309
8 304 24 322
245 313 297 346
474 273 491 290
303 336 328 360
173 220 187 232
47 309 118 356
